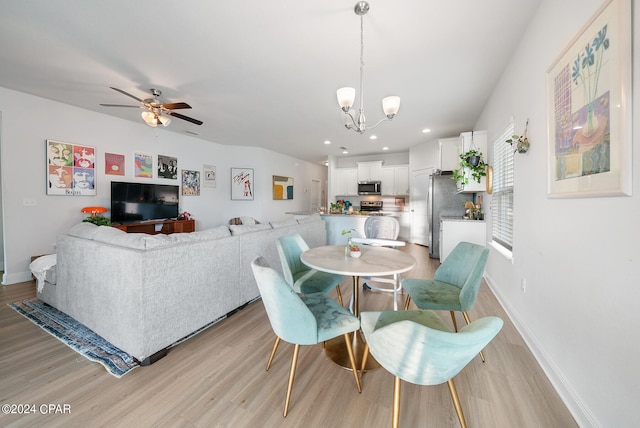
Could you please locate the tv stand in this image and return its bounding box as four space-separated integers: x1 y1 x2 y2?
112 219 195 235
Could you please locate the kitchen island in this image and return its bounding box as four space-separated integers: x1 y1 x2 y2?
440 216 487 261
320 213 375 245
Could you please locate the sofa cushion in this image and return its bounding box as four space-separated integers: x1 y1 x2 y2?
174 225 231 242
92 226 181 250
229 216 260 225
270 219 298 228
67 222 100 239
229 223 272 235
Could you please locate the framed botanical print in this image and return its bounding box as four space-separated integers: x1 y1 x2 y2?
546 0 632 197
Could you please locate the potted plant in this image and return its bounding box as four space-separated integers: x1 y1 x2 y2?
330 202 342 214
506 119 530 154
452 149 487 186
348 243 361 258
341 228 360 257
83 215 111 226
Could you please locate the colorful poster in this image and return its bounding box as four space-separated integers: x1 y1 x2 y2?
134 152 153 178
47 140 96 195
105 153 125 176
182 170 200 195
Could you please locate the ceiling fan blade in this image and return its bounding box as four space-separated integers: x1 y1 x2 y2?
110 87 143 102
99 104 141 108
169 112 203 126
162 102 191 110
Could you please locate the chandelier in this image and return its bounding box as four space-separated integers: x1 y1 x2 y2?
336 1 400 134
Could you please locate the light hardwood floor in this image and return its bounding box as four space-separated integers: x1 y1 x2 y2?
0 244 576 427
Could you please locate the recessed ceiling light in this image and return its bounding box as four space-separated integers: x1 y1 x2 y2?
324 140 331 145
422 128 431 133
382 146 389 151
342 150 349 154
369 135 377 140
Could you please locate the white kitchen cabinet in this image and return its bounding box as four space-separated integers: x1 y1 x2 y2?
457 130 488 193
357 161 383 182
381 165 409 195
440 219 487 261
335 168 358 196
439 137 460 171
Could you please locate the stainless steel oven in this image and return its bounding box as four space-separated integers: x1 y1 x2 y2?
358 181 381 195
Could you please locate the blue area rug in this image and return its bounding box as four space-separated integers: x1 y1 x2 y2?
9 299 139 377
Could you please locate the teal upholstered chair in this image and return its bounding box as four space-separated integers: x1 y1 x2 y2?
250 256 361 417
360 310 503 428
403 241 490 361
276 233 344 305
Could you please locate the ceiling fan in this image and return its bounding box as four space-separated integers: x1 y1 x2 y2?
100 87 203 127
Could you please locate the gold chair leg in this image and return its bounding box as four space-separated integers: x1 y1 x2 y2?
336 285 344 307
403 295 411 310
266 336 281 371
392 376 401 428
343 332 362 392
450 311 459 332
462 312 485 362
283 344 300 417
360 343 370 382
447 379 467 428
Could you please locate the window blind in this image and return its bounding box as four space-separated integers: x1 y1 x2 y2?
491 122 514 251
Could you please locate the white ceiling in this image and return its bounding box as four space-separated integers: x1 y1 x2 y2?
0 0 540 164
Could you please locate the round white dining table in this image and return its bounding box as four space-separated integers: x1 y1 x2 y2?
301 244 416 370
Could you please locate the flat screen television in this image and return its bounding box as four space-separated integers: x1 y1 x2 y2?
110 181 179 223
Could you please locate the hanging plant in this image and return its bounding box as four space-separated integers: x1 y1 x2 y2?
506 119 530 154
452 149 487 185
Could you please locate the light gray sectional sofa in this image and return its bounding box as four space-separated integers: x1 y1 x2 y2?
37 215 327 365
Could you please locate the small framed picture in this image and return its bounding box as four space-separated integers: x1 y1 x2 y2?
231 168 253 200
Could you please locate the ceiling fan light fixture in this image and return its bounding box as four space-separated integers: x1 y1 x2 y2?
158 114 171 127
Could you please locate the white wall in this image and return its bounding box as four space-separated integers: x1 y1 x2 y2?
476 0 639 426
0 87 327 284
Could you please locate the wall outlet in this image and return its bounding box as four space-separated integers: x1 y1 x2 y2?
23 198 37 207
521 278 527 293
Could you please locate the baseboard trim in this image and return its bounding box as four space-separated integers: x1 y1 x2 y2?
483 272 598 428
2 270 32 285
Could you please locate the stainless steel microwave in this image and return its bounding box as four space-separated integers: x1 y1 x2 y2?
358 181 381 195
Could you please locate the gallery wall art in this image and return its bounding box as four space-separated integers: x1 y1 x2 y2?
105 152 125 176
272 175 294 200
546 0 631 197
46 140 96 196
231 168 253 200
134 152 153 178
203 164 216 188
158 155 178 179
182 169 200 195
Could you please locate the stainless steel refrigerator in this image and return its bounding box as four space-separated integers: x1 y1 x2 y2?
428 173 467 259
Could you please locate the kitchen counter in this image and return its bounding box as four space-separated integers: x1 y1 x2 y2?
441 216 486 223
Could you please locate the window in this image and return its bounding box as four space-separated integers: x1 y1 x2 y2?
491 122 514 251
